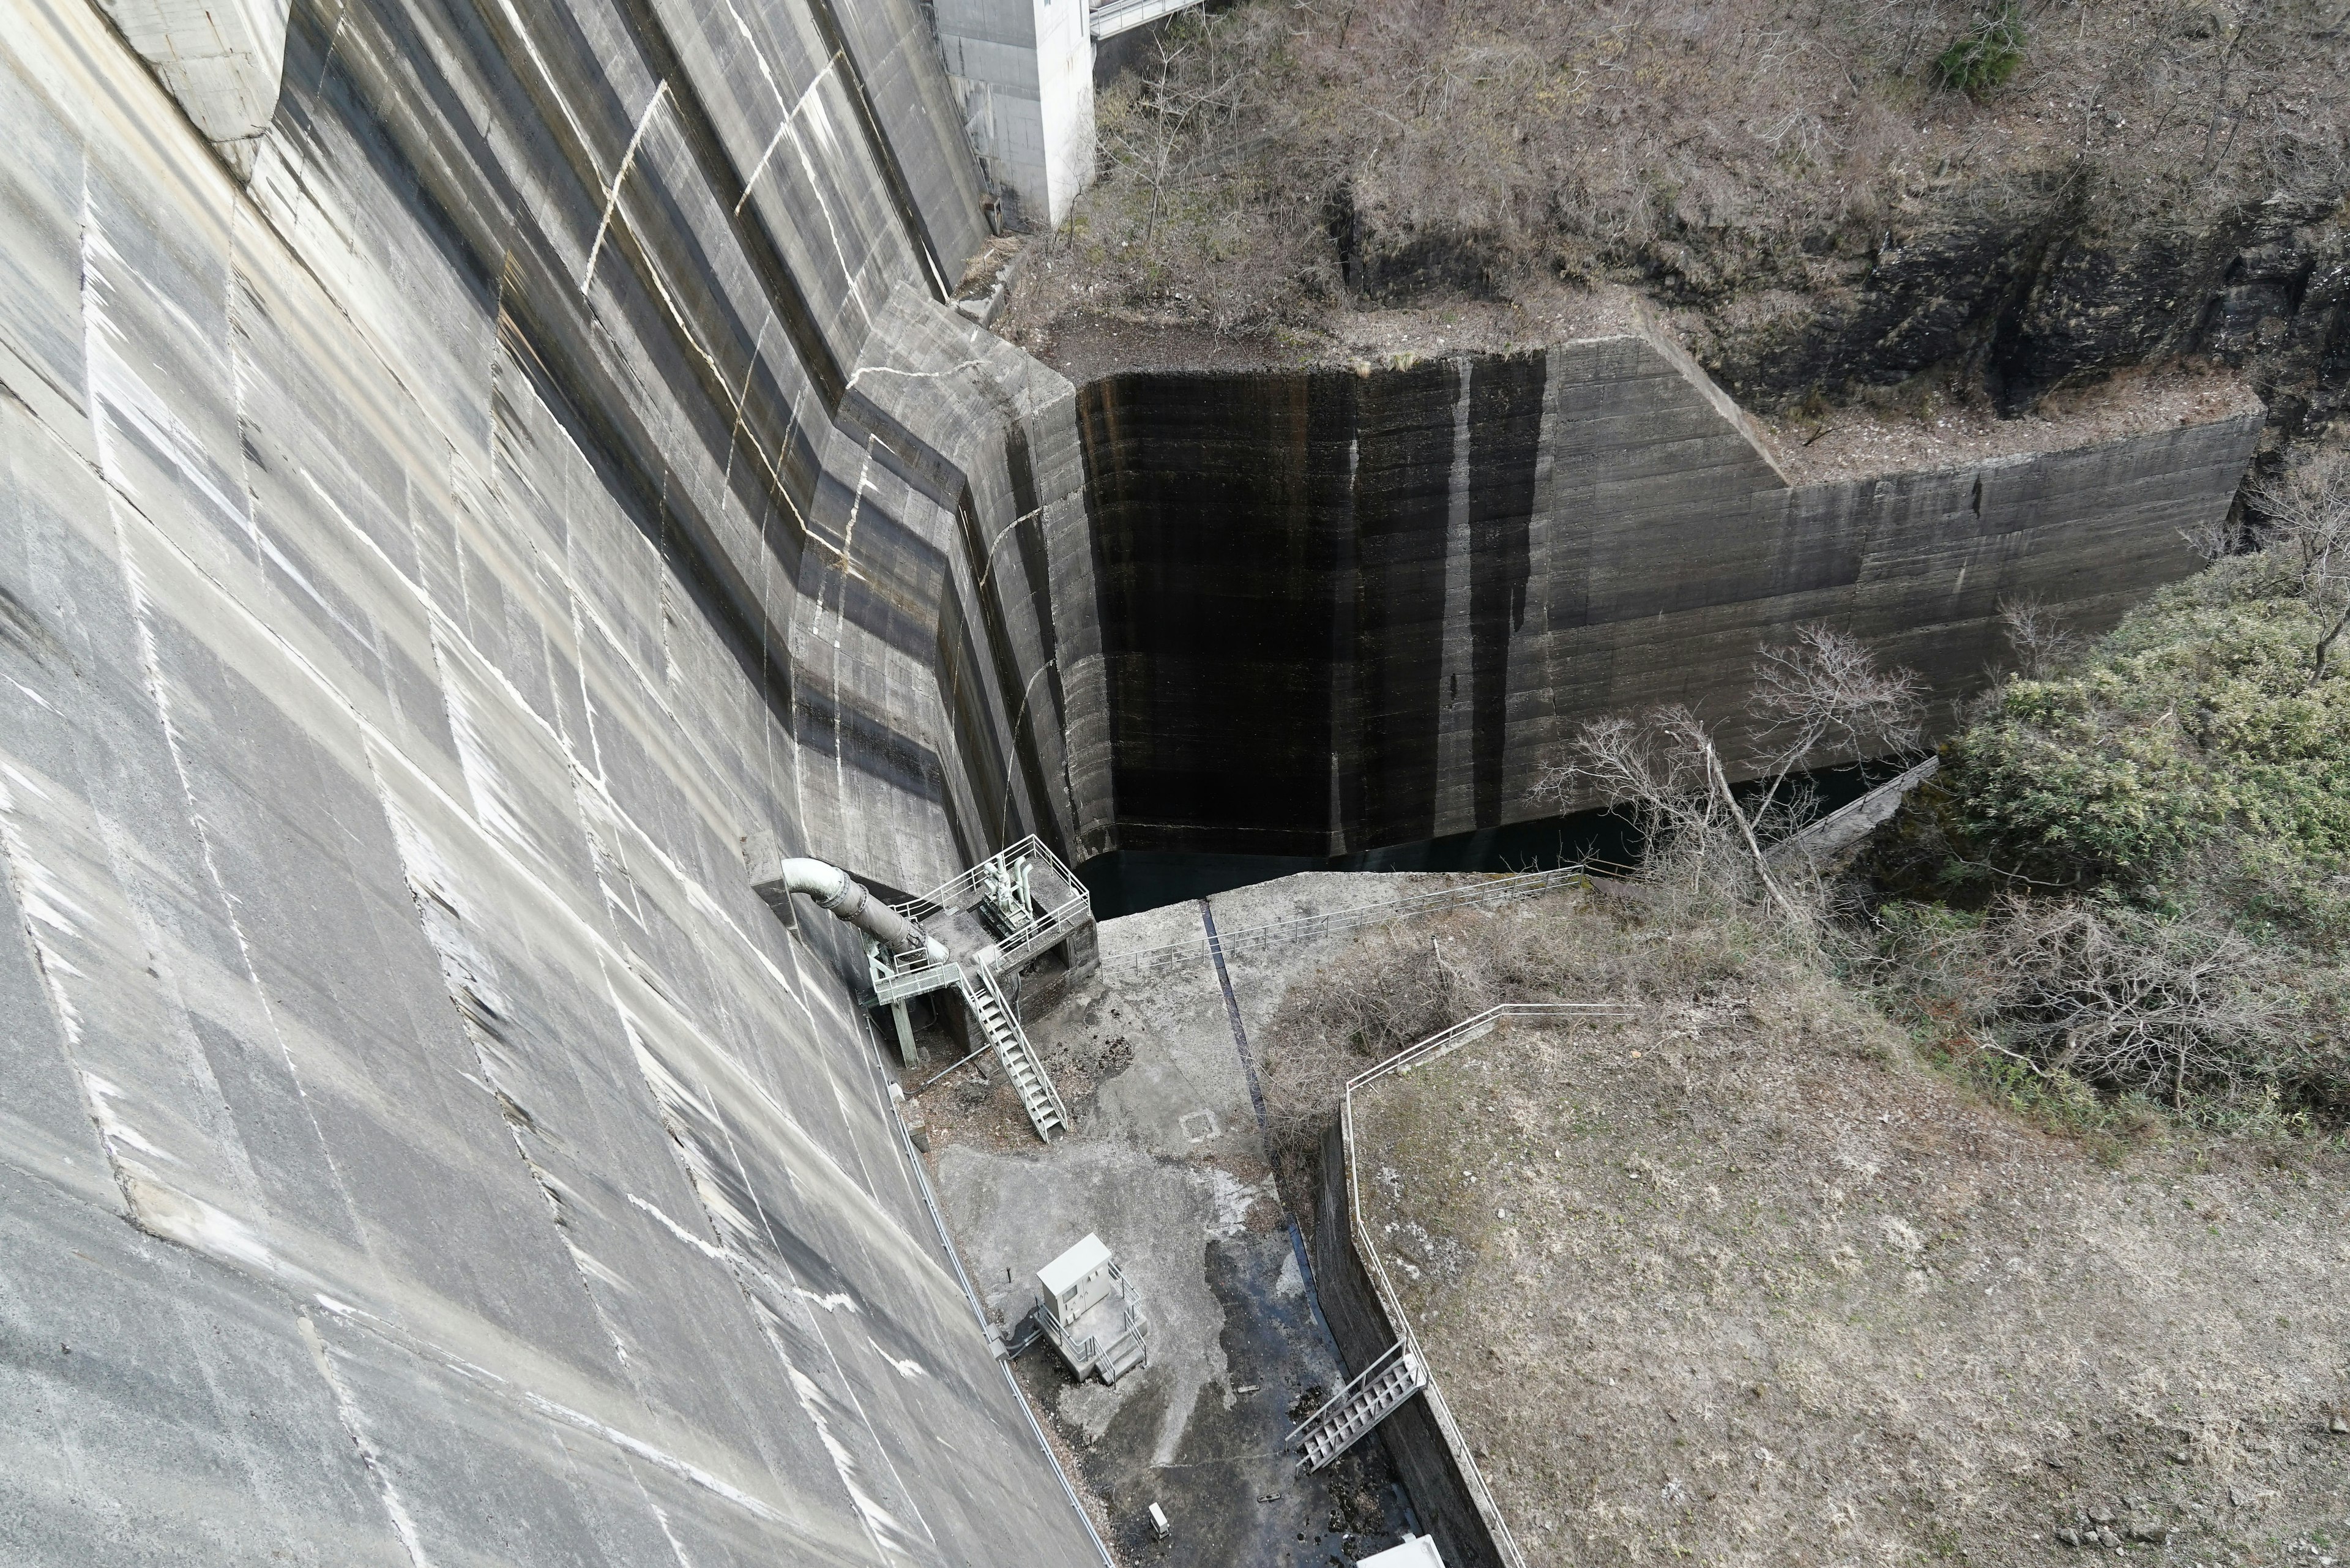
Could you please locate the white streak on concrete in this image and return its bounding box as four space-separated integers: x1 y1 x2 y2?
869 1342 926 1380
788 81 871 327
627 1191 728 1261
81 222 250 539
581 81 671 293
80 1073 176 1162
0 774 88 1048
299 1311 439 1568
733 62 837 216
794 1288 858 1315
784 1362 916 1562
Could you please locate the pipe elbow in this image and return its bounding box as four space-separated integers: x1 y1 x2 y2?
773 857 852 907
764 856 944 965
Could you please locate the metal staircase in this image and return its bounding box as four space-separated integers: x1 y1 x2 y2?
962 968 1069 1141
1285 1340 1428 1472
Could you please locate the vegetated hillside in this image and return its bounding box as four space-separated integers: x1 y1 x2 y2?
1867 461 2350 1128
1001 0 2348 463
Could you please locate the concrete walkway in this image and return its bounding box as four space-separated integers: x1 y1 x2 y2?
922 874 1479 1565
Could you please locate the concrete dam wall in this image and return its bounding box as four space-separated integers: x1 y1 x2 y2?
0 0 1105 1558
0 0 2258 1561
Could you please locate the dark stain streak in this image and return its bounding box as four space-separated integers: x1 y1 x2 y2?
1076 368 1357 857
950 486 1064 856
0 584 68 668
1352 357 1452 848
1466 353 1543 829
933 577 1020 849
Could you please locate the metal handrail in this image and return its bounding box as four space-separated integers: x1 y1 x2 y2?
1338 1003 1635 1568
1038 1262 1143 1368
871 952 962 1006
893 834 1087 920
984 890 1091 972
870 1026 1114 1568
969 966 1071 1133
1282 1335 1414 1447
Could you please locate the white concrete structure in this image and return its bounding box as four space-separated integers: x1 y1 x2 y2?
1359 1536 1447 1568
1034 1231 1149 1381
1038 1232 1116 1322
933 0 1097 227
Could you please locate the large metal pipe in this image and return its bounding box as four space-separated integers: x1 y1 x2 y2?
767 857 949 964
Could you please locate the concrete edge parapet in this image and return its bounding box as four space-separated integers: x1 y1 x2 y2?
1311 1003 1637 1568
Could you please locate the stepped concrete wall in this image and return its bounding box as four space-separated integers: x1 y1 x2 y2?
0 0 1101 1560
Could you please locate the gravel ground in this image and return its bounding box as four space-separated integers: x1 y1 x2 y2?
1756 363 2266 487
1352 988 2350 1567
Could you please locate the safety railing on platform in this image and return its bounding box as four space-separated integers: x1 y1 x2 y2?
870 949 961 1006
1337 1002 1637 1568
868 834 1092 1002
1086 0 1201 40
894 834 1084 920
1100 864 1594 979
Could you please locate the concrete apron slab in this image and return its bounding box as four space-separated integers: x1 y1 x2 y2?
930 873 1482 1566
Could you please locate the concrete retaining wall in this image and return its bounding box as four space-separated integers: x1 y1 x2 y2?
1075 337 2262 857
1314 1122 1515 1568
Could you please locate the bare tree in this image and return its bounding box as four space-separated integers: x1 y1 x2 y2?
1535 623 1923 925
1742 625 1928 859
1750 624 1927 780
2251 449 2350 681
1997 596 2081 680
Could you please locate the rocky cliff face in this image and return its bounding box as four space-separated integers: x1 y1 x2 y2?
1682 160 2349 460
1005 0 2348 484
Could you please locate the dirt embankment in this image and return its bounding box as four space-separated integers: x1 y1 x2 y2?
1338 958 2350 1566
996 0 2349 474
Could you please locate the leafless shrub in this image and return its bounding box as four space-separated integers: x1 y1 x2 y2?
2251 448 2350 679
1997 595 2081 679
1534 624 1924 928
2179 509 2246 563
1257 921 1498 1160
1981 898 2296 1105
1751 623 1927 774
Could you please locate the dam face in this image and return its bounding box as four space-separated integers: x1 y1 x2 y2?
0 0 2258 1562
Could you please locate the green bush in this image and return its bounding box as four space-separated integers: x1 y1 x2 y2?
1879 550 2350 1124
1942 555 2350 933
1933 5 2027 99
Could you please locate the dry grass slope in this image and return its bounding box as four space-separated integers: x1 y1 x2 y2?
1003 0 2348 437
1264 890 2350 1565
